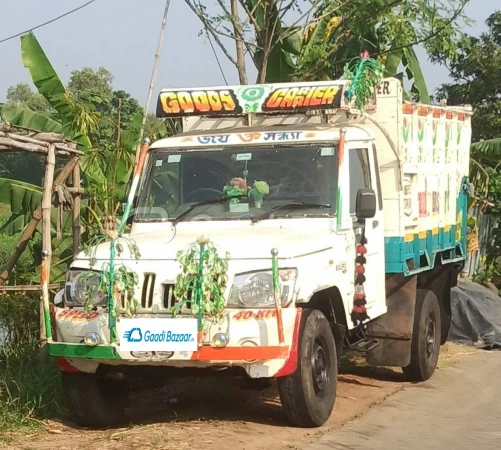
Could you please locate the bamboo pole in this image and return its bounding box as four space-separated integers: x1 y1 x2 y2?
138 0 171 145
0 156 79 285
72 163 81 258
0 137 47 154
271 248 285 345
40 144 56 344
0 284 62 292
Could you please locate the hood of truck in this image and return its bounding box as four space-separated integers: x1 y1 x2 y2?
74 225 333 264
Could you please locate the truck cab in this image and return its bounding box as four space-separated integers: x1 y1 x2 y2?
50 78 472 429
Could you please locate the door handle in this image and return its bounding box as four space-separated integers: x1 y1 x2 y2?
372 220 379 228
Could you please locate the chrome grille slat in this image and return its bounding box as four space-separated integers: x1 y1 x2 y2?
141 273 156 308
162 283 192 313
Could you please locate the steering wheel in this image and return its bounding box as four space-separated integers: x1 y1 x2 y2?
185 188 224 202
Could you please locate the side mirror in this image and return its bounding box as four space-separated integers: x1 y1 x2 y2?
355 188 377 219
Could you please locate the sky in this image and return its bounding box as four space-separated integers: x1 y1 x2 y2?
0 0 497 110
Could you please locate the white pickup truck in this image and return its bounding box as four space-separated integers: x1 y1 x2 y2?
50 78 472 428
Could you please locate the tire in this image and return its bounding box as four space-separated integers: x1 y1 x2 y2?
402 289 441 382
61 372 129 428
277 309 337 427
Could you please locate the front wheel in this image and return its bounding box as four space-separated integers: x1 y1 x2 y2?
277 309 337 427
402 289 441 382
62 372 129 428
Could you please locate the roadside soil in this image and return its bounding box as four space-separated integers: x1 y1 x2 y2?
2 343 477 450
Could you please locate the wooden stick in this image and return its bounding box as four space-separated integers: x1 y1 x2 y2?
72 163 81 258
5 133 49 148
0 156 79 285
40 144 56 343
0 137 47 154
0 284 63 292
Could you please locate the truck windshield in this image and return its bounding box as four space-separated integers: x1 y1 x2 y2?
135 144 338 222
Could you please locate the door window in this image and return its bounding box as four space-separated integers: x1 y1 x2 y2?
349 148 371 214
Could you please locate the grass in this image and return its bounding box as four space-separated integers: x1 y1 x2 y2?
436 342 479 369
0 335 63 435
0 201 64 437
340 341 479 379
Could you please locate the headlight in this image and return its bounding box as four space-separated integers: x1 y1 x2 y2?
64 270 106 308
228 269 297 308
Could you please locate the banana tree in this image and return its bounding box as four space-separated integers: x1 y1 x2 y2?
469 138 501 213
0 32 147 283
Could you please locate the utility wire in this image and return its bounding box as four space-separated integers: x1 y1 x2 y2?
0 0 98 44
207 31 228 85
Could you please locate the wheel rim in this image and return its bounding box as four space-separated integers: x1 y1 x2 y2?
311 337 330 397
426 314 436 361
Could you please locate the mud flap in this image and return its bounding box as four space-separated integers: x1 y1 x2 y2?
365 274 416 367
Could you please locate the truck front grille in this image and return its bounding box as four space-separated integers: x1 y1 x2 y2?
162 283 192 313
141 273 156 308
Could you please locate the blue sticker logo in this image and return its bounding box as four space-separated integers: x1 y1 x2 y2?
123 327 143 342
120 318 198 352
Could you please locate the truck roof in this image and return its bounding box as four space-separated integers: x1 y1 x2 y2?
149 124 374 150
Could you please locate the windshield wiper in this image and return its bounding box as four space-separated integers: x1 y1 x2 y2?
251 202 331 224
171 194 248 225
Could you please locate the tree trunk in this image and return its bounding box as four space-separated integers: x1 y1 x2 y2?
231 0 248 85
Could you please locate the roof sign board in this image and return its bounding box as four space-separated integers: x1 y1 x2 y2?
156 81 352 118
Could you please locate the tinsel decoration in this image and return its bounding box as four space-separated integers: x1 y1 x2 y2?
343 50 385 111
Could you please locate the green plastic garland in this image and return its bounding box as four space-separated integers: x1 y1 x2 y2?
172 236 229 331
343 50 385 111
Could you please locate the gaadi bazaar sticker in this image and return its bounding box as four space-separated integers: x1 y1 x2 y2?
156 82 345 117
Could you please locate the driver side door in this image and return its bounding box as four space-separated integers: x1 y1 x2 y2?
349 146 386 318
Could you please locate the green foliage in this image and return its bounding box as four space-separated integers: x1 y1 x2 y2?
172 238 229 324
83 234 141 317
188 0 468 103
1 103 62 134
436 11 501 142
6 83 50 113
437 13 501 216
0 329 63 433
472 255 501 291
68 66 114 100
0 32 169 287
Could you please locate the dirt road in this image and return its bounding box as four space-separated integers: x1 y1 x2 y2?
306 350 501 450
1 345 474 450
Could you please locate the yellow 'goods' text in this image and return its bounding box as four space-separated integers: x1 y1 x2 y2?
160 90 237 114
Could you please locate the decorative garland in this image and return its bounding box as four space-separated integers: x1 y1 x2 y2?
351 229 370 327
82 229 141 321
172 236 229 332
343 50 385 111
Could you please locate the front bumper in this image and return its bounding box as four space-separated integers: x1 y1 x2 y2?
50 306 299 377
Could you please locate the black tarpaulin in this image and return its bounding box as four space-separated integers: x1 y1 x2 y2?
448 281 501 349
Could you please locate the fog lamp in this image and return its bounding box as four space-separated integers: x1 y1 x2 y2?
84 332 101 346
212 333 229 348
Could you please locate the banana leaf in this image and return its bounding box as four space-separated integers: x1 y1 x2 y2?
20 32 91 148
21 32 71 119
402 47 430 104
470 138 501 163
1 104 63 134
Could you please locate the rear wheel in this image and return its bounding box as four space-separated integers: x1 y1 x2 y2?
277 309 337 427
402 289 441 382
62 372 129 428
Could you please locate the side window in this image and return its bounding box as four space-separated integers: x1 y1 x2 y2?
349 148 371 214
